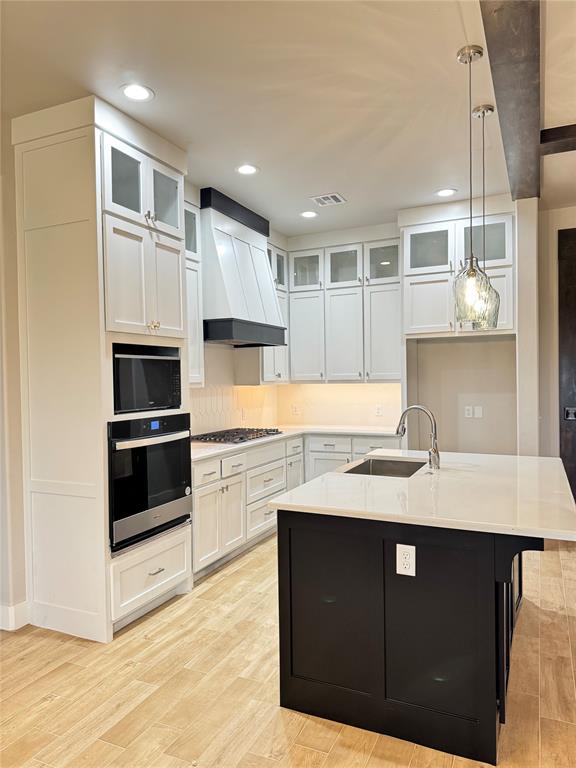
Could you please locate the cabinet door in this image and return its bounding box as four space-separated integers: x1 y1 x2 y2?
364 284 401 380
325 287 364 381
289 249 324 291
289 291 325 381
325 244 362 289
220 474 246 555
404 222 455 275
148 159 184 239
455 214 513 269
307 452 351 481
287 455 304 490
193 482 221 572
457 267 514 333
275 292 290 381
364 239 400 285
184 203 201 260
102 134 148 227
186 260 205 385
275 248 288 292
104 215 153 334
152 234 185 337
404 274 454 334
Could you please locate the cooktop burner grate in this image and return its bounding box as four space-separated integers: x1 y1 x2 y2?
190 428 282 444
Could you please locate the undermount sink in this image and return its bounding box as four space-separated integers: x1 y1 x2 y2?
345 458 426 478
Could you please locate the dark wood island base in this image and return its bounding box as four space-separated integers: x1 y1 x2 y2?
277 509 543 765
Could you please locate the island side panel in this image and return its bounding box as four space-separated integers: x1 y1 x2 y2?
277 510 500 765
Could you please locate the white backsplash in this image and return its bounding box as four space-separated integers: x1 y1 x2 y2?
189 385 278 433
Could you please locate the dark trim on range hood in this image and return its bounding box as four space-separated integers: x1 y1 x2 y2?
203 318 285 347
200 188 270 237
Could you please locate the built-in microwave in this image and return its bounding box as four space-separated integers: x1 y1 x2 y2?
113 343 181 414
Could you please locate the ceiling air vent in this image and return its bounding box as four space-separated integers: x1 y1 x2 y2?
310 193 347 207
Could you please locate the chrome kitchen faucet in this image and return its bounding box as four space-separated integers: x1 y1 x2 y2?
395 405 440 470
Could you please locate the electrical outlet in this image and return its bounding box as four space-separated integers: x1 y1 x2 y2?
375 405 384 417
290 405 301 417
396 543 416 577
474 405 483 419
464 405 473 418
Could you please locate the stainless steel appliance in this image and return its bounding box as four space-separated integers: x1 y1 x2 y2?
108 413 191 552
190 427 282 444
113 343 181 414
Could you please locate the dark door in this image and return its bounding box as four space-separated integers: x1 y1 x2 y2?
559 228 576 497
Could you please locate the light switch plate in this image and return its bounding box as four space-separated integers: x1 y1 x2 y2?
396 543 416 577
375 405 384 417
474 405 483 418
464 406 473 418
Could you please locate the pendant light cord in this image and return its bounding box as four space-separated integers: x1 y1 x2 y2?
482 111 486 270
468 55 473 265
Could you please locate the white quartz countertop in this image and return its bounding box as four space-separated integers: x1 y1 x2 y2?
190 425 399 461
268 449 576 541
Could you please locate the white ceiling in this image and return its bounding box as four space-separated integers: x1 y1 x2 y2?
1 0 510 235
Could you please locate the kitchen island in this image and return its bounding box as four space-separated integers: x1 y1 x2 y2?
268 450 576 765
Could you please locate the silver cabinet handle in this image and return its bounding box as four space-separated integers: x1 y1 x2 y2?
320 372 324 378
276 372 281 378
449 321 453 330
148 567 165 576
288 461 293 467
263 477 274 483
323 442 336 448
366 371 370 378
319 280 323 288
264 510 275 517
365 276 370 283
203 470 217 476
231 463 243 469
358 372 362 377
358 276 362 283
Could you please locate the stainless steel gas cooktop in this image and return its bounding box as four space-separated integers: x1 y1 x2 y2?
190 428 282 444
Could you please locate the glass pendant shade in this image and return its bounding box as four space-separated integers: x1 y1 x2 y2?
454 256 497 327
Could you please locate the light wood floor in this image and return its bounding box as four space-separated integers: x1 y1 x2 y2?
1 537 575 768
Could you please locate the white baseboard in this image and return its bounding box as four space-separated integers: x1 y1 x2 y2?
0 600 30 631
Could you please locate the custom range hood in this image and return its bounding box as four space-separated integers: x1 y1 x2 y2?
200 188 286 347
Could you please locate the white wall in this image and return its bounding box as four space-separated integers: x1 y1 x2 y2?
286 222 398 251
539 205 576 457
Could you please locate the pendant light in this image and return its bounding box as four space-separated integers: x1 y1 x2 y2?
453 45 500 329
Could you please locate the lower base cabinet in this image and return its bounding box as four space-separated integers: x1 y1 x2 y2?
307 452 351 481
247 498 277 540
193 474 245 572
287 454 304 490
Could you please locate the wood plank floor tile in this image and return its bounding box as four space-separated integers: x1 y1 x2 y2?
408 745 453 767
540 717 576 768
0 728 56 768
322 724 379 768
497 692 540 767
106 724 181 767
61 738 124 768
277 744 329 768
295 716 343 753
365 733 414 767
248 706 308 761
540 653 576 723
508 634 540 695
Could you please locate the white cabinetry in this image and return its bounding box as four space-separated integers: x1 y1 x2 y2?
102 134 184 238
268 245 288 292
325 287 364 381
289 249 324 291
454 214 513 269
364 284 401 380
307 451 351 480
185 202 204 385
403 221 455 276
262 291 289 382
404 274 454 335
104 215 185 337
193 474 246 573
289 291 325 380
364 239 400 285
286 454 304 490
325 243 362 288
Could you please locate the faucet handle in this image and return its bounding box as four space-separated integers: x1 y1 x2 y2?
396 423 407 437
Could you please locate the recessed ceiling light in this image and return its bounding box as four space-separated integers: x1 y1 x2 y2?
300 211 317 219
236 164 259 175
436 187 457 198
380 261 391 266
122 84 155 102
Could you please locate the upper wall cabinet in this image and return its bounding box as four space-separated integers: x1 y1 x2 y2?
455 214 513 269
363 239 400 285
185 203 200 261
289 291 325 380
268 246 287 292
325 244 363 289
403 221 455 276
364 284 401 380
325 287 364 381
289 249 324 291
102 134 184 239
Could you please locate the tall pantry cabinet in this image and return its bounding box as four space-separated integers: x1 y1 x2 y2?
11 96 191 642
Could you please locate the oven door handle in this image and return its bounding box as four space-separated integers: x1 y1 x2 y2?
113 431 190 451
114 353 180 361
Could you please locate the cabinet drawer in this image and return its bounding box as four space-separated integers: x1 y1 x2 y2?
352 436 401 455
193 458 222 487
286 438 303 456
111 527 191 621
246 459 286 504
221 453 247 478
308 435 352 453
247 499 276 540
246 441 285 469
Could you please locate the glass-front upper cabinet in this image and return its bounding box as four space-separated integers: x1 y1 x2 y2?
184 203 201 261
102 134 147 226
102 133 185 240
455 213 513 269
403 221 455 276
268 246 287 291
363 239 400 285
289 249 324 291
325 244 362 289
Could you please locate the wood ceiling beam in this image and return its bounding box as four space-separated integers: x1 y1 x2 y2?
540 124 576 156
480 0 540 199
